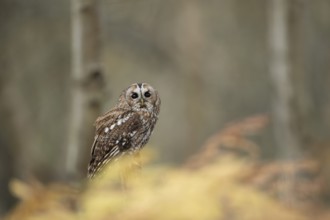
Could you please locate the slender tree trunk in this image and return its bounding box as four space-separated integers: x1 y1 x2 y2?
269 0 306 159
268 0 307 205
176 2 205 158
287 0 313 146
65 0 105 180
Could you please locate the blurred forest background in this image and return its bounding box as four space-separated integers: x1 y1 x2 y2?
1 0 330 219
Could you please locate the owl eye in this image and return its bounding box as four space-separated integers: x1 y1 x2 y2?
144 91 151 98
131 92 139 99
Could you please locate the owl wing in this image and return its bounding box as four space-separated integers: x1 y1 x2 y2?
88 109 142 178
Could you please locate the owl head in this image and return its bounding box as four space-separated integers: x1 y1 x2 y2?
118 83 160 114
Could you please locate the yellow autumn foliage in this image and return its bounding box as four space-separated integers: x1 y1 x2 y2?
5 115 327 220
6 152 308 220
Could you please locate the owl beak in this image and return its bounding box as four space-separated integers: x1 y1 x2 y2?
139 99 146 107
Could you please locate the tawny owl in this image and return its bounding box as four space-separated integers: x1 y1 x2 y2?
87 83 161 178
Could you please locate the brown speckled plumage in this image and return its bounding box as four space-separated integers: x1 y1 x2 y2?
87 83 160 178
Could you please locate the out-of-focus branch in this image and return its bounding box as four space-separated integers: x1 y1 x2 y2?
65 0 105 180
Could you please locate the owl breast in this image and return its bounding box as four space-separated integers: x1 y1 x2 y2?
131 112 157 151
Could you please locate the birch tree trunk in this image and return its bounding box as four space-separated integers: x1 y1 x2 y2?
65 0 104 180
